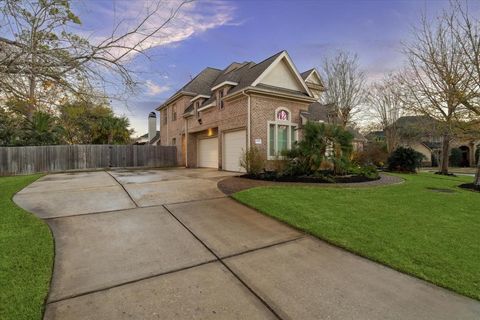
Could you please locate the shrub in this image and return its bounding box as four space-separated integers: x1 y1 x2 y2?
387 146 425 173
240 146 265 176
348 164 380 179
352 141 388 167
449 148 462 167
284 122 353 176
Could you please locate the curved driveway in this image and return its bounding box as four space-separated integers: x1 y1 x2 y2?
14 168 480 320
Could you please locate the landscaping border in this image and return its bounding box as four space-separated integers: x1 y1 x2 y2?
218 173 404 195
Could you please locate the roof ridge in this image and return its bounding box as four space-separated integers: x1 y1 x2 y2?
250 50 285 68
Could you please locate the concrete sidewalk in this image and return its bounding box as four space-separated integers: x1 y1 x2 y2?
14 168 480 320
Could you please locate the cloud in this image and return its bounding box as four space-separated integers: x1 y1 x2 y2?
85 0 239 60
145 80 170 96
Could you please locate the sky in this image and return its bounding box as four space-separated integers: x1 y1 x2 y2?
71 0 470 136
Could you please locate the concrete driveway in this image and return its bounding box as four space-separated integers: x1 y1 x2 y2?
14 168 480 319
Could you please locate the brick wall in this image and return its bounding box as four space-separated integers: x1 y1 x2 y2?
160 89 311 170
159 95 191 162
250 94 310 169
186 94 248 168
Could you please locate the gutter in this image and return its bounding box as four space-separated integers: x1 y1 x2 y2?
224 86 317 104
241 90 251 150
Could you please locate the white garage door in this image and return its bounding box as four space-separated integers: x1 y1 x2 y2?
223 130 246 172
198 138 218 168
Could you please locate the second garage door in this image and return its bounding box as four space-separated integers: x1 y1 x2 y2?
223 130 246 172
197 138 218 168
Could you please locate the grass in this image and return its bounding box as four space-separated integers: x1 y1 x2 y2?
0 175 53 320
233 173 480 300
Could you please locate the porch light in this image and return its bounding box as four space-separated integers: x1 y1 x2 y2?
207 128 213 136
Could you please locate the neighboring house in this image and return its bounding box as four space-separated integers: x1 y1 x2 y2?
369 115 480 167
133 131 160 145
155 50 324 171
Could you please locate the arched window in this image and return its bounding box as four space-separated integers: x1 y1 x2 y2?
267 108 297 159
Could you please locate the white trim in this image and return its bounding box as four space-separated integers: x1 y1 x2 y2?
251 51 313 97
267 107 298 160
303 69 316 82
157 91 196 111
304 68 322 84
223 86 317 103
197 102 216 112
211 81 238 91
241 91 251 150
190 94 210 102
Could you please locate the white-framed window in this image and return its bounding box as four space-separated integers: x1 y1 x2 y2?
217 89 224 109
267 108 297 159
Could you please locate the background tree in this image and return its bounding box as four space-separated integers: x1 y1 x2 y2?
447 1 480 185
0 106 22 145
368 74 403 153
22 111 63 145
0 0 189 118
398 9 477 175
321 51 366 128
58 99 132 144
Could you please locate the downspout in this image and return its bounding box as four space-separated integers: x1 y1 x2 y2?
241 90 251 150
185 118 188 167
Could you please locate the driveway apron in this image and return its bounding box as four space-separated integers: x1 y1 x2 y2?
14 168 480 320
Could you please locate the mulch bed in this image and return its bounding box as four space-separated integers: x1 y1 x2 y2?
241 174 378 184
459 183 480 192
218 173 403 195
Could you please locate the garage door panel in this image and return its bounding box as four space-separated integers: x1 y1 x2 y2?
224 130 246 172
198 138 218 169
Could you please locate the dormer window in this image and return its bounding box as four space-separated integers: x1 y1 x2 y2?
218 89 224 109
195 101 200 118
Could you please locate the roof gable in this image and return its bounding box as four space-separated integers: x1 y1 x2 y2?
304 69 322 86
251 52 312 96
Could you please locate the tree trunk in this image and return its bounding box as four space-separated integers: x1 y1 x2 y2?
440 135 450 175
385 127 397 153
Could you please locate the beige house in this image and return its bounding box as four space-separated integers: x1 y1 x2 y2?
156 50 362 171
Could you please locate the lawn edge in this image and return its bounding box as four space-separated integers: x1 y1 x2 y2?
8 174 55 320
231 175 480 302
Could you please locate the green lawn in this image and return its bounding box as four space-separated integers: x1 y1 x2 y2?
233 173 480 300
0 175 53 320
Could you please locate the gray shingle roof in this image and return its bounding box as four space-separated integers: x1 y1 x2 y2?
301 102 337 122
160 50 313 113
179 67 223 96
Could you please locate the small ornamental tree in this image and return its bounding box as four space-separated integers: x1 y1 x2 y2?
387 147 425 173
284 122 353 176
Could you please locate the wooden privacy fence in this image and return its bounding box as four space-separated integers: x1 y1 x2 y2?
0 145 177 176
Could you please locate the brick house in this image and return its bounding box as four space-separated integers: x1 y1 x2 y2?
156 50 327 171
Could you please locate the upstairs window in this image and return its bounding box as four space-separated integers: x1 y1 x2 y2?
162 110 167 125
267 108 297 159
218 89 224 109
195 101 200 118
171 104 177 121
